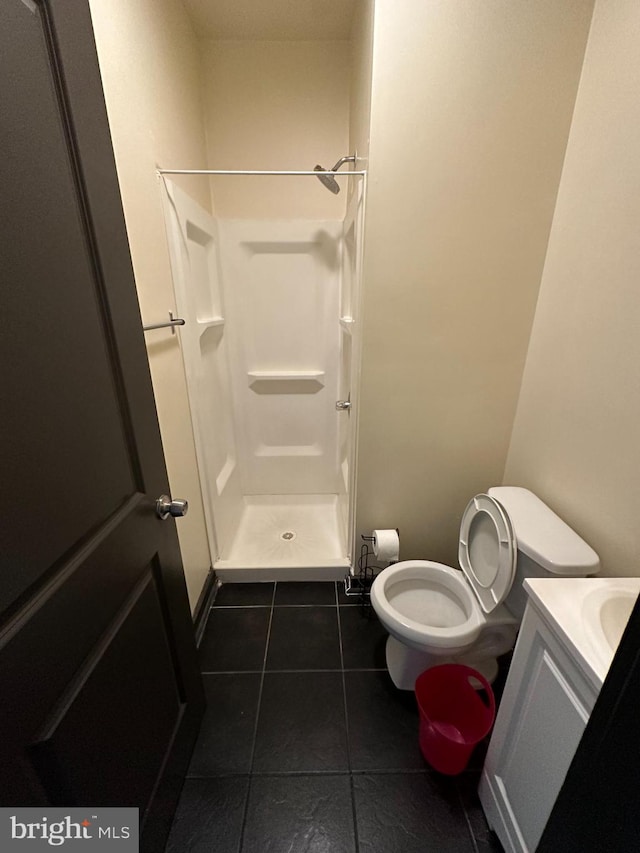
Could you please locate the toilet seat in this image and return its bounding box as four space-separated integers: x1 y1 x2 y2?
458 494 516 613
370 487 596 689
370 494 519 660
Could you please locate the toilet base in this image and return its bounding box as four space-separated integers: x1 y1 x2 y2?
385 635 499 690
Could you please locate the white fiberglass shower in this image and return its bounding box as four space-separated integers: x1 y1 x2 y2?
162 168 365 581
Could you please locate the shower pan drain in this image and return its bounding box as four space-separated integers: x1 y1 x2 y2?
281 531 296 541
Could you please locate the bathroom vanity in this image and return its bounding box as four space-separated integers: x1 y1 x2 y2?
479 576 640 853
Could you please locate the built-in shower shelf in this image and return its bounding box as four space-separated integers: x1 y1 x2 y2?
247 370 325 382
198 316 225 328
339 317 354 333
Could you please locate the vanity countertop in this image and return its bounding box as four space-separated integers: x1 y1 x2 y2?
524 576 640 691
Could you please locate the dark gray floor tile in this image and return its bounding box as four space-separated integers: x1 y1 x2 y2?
253 672 348 772
274 581 336 605
345 670 424 770
189 674 261 776
463 736 490 772
493 652 513 707
457 772 504 852
165 777 248 853
339 607 387 669
199 607 270 672
241 775 355 853
354 773 475 853
266 607 341 670
214 582 274 607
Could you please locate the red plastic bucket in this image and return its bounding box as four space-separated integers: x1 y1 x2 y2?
415 664 495 775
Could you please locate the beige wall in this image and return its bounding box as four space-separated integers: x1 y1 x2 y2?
89 0 636 590
89 0 212 611
504 0 640 576
349 0 374 165
356 0 594 563
199 40 350 218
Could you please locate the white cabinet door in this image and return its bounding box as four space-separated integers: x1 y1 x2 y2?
479 607 598 853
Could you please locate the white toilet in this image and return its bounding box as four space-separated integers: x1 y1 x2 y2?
370 487 600 689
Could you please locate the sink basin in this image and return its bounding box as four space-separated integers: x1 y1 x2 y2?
526 577 640 688
599 593 637 651
583 581 640 673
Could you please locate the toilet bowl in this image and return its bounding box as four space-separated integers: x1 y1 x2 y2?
371 559 518 687
371 487 600 689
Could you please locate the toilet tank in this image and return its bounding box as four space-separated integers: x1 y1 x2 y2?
488 486 600 619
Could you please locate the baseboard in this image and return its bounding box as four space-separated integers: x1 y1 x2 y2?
192 568 218 647
213 560 351 582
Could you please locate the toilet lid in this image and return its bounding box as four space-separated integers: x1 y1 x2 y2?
458 494 516 613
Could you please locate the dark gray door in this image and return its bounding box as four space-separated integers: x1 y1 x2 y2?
0 1 204 849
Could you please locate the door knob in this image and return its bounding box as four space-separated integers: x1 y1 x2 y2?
335 399 351 411
156 495 189 520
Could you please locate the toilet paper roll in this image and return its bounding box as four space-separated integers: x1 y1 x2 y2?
372 529 400 563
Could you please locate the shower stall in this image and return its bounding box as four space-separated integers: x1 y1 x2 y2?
162 165 366 581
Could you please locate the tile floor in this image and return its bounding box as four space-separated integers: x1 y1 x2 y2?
165 581 504 852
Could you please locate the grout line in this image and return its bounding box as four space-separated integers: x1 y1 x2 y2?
251 591 275 761
236 583 277 852
456 779 481 853
349 768 433 776
185 771 251 781
186 767 435 780
251 768 433 777
200 670 264 676
200 665 389 676
343 667 388 672
247 768 353 778
212 603 348 609
348 773 360 853
263 667 344 674
236 777 253 853
335 582 361 853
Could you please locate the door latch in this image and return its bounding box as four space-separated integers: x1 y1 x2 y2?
156 495 189 520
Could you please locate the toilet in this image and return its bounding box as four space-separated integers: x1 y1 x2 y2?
370 487 600 689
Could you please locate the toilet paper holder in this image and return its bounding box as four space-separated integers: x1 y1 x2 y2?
363 528 400 563
343 529 400 611
361 528 399 543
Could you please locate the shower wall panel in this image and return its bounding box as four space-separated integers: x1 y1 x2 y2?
219 220 342 496
337 185 365 557
163 182 243 563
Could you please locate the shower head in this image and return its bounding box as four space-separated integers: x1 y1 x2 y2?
314 154 356 194
314 165 341 194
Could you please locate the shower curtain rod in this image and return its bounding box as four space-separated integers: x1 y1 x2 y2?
157 168 367 177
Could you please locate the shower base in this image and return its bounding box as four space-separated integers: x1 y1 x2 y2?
214 494 351 581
